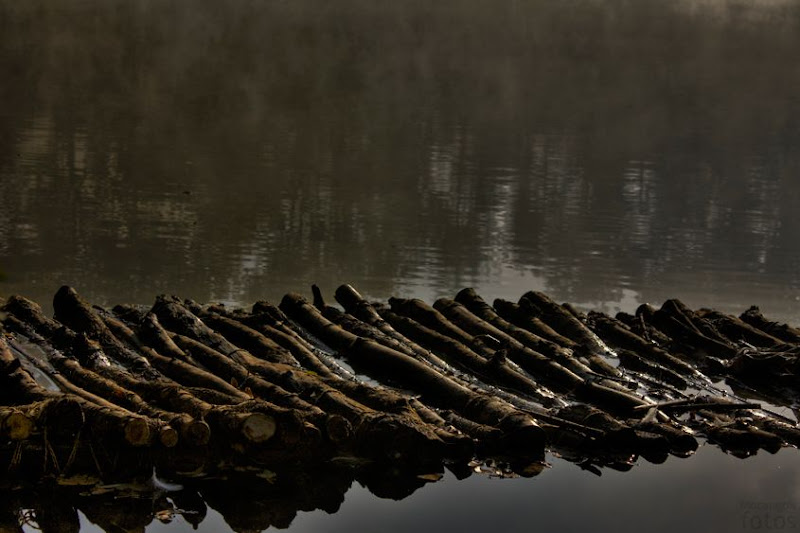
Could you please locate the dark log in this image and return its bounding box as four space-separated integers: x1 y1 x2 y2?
170 330 445 462
281 292 545 458
587 311 702 378
425 296 651 416
696 308 785 348
89 363 285 445
494 298 581 349
6 314 208 446
52 286 156 376
99 312 249 401
136 311 196 361
615 348 688 390
378 308 558 405
519 291 615 356
0 405 35 440
387 297 476 348
641 304 739 360
232 312 338 377
455 288 597 377
335 284 434 352
740 306 800 344
190 312 298 367
1 337 152 447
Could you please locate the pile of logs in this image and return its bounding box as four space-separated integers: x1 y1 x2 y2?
2 284 800 498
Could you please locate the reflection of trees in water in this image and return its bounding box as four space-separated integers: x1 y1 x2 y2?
0 0 799 309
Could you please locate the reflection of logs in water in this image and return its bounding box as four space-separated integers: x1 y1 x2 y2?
3 284 800 527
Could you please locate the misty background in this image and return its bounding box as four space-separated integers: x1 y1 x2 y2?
1 0 799 319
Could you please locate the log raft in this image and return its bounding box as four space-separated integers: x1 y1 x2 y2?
2 284 800 487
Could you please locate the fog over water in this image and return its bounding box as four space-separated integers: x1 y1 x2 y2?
2 0 800 531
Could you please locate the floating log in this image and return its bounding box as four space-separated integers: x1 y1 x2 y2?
3 283 800 507
280 292 546 459
740 306 800 344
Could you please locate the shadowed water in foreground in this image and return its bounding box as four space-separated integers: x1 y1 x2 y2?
2 0 800 531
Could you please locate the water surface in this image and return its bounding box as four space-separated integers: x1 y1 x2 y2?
2 0 800 531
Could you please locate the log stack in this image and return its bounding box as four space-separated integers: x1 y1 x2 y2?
2 284 800 502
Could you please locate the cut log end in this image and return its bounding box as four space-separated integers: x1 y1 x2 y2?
159 426 180 448
185 420 212 446
325 414 353 444
4 411 34 440
124 418 152 447
241 413 277 443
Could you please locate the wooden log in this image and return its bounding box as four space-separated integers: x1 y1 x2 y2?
169 332 352 445
387 297 476 348
493 298 580 349
52 286 157 376
427 297 651 416
433 297 591 390
615 309 674 347
170 330 445 462
90 363 287 445
519 291 615 356
6 314 207 446
454 288 597 377
136 311 195 361
190 311 298 367
280 292 545 459
641 303 740 360
231 311 338 377
615 348 688 390
379 308 558 405
98 311 249 401
0 405 34 440
0 337 152 447
696 308 785 348
587 311 702 378
740 306 800 344
660 299 730 342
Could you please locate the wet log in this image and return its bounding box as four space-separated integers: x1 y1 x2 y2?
615 348 688 390
280 292 546 459
740 306 800 344
493 298 581 349
643 300 739 360
52 286 156 376
99 312 249 401
696 308 785 348
189 311 299 367
229 311 337 377
519 291 615 356
378 308 558 405
426 297 650 416
91 364 288 445
433 297 599 392
6 314 207 446
587 311 701 378
387 297 476 349
1 337 152 447
168 333 352 445
0 405 34 440
454 289 597 377
170 329 445 462
335 284 432 351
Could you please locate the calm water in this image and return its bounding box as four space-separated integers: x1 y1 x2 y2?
2 0 800 531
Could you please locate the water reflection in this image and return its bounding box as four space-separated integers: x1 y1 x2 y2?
0 0 799 320
4 448 798 533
